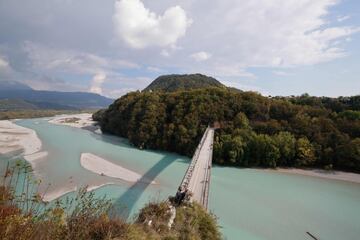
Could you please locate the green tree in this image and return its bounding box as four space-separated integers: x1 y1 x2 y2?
273 132 296 166
296 137 316 166
234 112 250 129
252 134 280 168
336 138 360 170
338 110 360 121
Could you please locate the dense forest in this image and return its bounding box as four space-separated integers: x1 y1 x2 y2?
94 87 360 172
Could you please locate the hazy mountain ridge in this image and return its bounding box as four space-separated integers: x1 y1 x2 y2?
0 81 113 110
0 80 33 91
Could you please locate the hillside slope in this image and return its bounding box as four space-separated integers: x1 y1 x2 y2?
0 99 39 111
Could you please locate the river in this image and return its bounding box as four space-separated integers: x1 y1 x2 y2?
1 118 360 240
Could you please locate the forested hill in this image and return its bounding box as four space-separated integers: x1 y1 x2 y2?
143 74 226 92
94 88 360 172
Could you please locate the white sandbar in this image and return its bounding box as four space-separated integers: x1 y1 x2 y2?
24 151 48 162
0 120 42 157
80 153 156 184
42 186 77 202
49 113 97 129
42 183 116 202
275 168 360 184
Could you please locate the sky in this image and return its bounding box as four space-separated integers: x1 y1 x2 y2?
0 0 359 98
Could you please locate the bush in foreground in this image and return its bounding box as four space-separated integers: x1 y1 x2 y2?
136 201 222 240
0 163 222 240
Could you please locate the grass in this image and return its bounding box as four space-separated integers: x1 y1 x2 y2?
0 162 222 240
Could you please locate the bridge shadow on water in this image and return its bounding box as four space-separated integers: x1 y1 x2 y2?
113 154 187 220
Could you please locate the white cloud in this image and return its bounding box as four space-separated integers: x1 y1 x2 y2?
89 72 106 95
114 0 358 81
1 0 359 97
0 54 14 80
190 51 211 61
147 66 164 72
160 46 182 57
108 88 136 98
113 59 140 69
337 15 350 22
23 41 138 75
0 55 10 71
310 27 358 43
178 0 359 69
273 71 294 76
160 49 170 57
212 64 256 78
113 0 191 49
96 75 152 98
22 75 85 92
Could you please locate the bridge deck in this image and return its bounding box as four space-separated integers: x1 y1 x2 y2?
179 127 214 209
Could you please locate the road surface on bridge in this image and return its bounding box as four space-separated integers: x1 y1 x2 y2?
180 127 214 209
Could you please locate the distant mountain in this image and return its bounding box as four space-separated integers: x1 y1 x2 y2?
0 99 39 111
0 81 113 110
144 74 226 92
0 80 33 91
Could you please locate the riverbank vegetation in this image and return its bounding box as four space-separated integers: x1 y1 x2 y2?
95 88 360 172
0 163 221 240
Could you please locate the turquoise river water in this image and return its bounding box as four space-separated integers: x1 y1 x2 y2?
1 118 360 240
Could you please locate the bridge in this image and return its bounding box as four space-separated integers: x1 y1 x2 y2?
178 127 215 210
